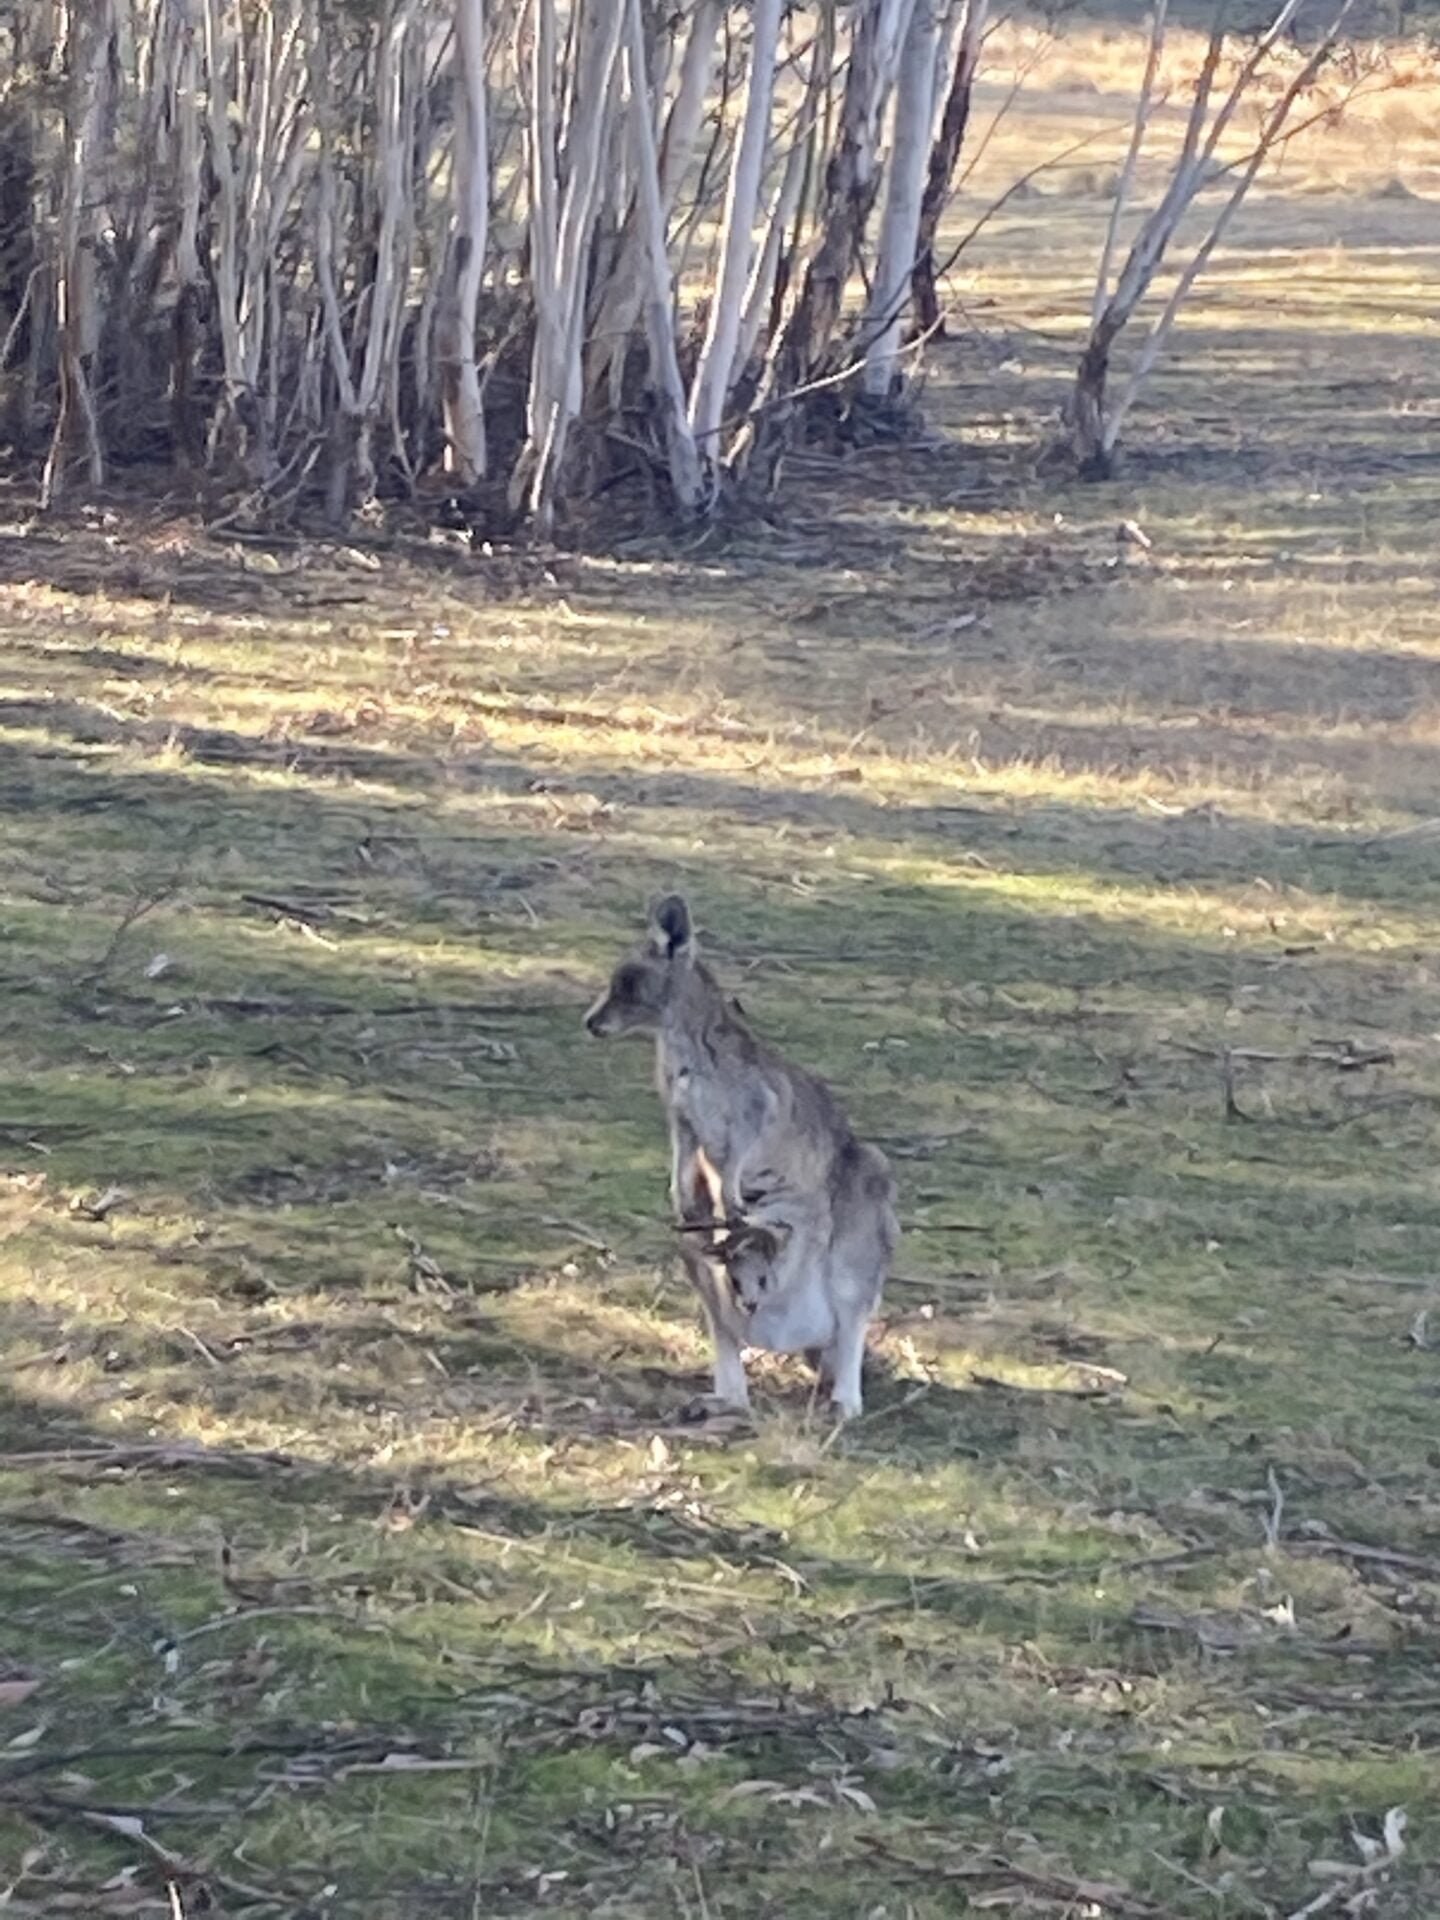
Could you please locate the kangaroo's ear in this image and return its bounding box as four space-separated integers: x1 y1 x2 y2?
730 1222 781 1261
647 893 694 960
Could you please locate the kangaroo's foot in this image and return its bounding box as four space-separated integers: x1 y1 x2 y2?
827 1317 867 1422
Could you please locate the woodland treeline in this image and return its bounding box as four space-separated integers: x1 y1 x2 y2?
0 0 1385 532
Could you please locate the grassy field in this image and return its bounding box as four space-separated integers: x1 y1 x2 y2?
2 23 1440 1919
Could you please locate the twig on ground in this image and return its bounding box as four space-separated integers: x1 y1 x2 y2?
1262 1466 1285 1550
1286 1538 1440 1582
170 1603 349 1645
0 1441 300 1474
72 839 200 992
19 1802 284 1911
858 1837 1184 1919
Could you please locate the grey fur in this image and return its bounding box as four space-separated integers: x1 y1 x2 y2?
585 895 899 1417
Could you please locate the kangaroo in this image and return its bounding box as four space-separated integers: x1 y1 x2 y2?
584 894 898 1418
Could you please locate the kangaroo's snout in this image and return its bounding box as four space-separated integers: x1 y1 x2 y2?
583 995 613 1037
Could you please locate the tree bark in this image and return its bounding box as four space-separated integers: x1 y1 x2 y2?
169 0 205 465
911 0 987 336
519 0 624 530
42 0 114 507
1070 0 1345 473
768 0 898 397
621 0 704 515
687 0 781 480
440 0 489 485
862 0 942 398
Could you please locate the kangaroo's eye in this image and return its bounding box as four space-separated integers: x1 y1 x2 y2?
616 964 643 999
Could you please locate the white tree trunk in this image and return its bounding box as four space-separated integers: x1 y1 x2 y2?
732 30 828 383
1091 0 1167 330
42 0 113 505
521 0 624 530
441 0 489 484
875 0 921 107
171 0 203 294
621 0 704 515
861 0 941 398
687 0 782 476
1073 0 1351 473
659 0 724 218
168 0 205 459
353 0 420 497
1103 0 1353 455
589 0 722 415
521 0 561 480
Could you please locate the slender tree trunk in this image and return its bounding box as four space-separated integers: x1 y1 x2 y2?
766 0 897 399
1091 0 1167 333
911 0 987 336
43 0 114 507
1071 0 1347 473
169 0 205 465
687 0 781 480
520 0 624 531
588 0 722 415
659 0 724 217
862 0 942 398
13 1 58 453
440 0 489 485
621 0 703 515
1071 313 1122 478
732 23 827 384
0 88 37 445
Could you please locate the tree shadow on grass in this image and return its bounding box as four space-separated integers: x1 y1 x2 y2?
6 696 1440 972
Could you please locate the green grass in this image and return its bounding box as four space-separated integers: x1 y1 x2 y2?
3 67 1440 1917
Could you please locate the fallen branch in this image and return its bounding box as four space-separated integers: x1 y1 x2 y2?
1286 1538 1440 1583
970 1367 1127 1398
18 1801 284 1910
0 1441 300 1474
859 1836 1184 1920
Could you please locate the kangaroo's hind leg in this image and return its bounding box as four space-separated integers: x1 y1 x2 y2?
825 1306 869 1420
805 1346 837 1399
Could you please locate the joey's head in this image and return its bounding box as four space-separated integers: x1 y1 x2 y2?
720 1222 784 1316
584 894 696 1039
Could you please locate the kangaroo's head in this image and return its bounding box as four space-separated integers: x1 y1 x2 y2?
584 894 696 1038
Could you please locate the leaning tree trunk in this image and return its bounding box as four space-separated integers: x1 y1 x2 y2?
585 0 723 416
1070 0 1346 474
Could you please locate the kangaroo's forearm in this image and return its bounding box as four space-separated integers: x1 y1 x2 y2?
671 1126 722 1225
